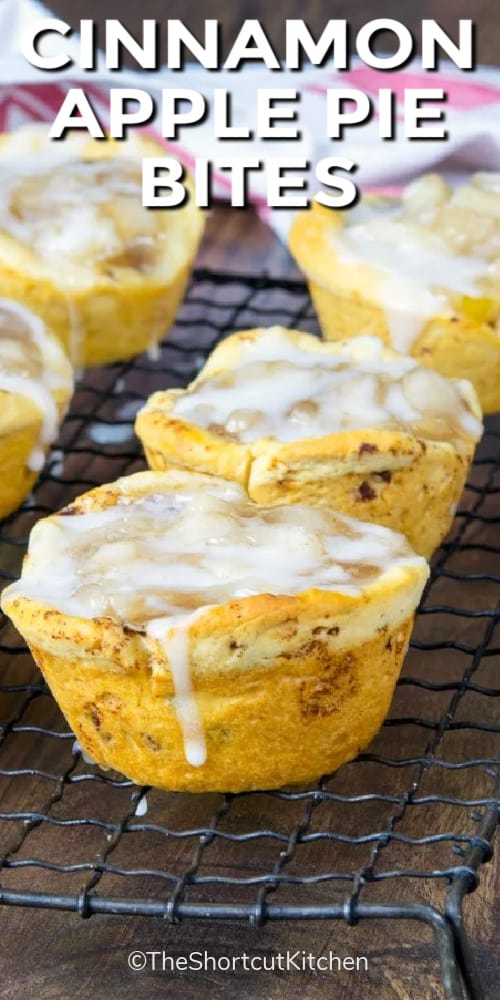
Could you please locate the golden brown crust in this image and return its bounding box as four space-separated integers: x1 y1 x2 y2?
135 328 480 558
2 470 428 792
29 618 413 791
288 203 500 413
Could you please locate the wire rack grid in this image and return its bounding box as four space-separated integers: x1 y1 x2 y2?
0 270 499 1000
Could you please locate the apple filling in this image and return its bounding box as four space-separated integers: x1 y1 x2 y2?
166 331 481 444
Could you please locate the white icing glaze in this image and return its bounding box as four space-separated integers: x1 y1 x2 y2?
3 475 426 767
165 330 481 443
330 179 500 353
27 446 45 473
134 793 148 817
332 218 484 353
148 610 208 767
147 342 162 362
0 298 72 471
0 128 162 287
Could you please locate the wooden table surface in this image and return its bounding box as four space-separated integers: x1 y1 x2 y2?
1 3 500 998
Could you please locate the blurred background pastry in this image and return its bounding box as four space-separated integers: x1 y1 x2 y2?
289 175 500 413
0 297 73 519
0 125 204 367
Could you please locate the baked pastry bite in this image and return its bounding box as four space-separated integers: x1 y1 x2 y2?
1 469 428 792
135 327 482 559
0 297 73 519
0 125 204 367
288 174 500 412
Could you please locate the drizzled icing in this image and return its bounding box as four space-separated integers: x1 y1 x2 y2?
333 221 483 353
2 474 426 766
0 127 165 286
329 186 495 353
334 218 484 352
134 794 148 817
164 330 481 443
147 611 208 766
0 298 73 471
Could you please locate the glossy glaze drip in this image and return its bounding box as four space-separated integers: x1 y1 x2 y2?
147 612 208 766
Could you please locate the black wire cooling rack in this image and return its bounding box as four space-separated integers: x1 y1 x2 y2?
0 270 499 1000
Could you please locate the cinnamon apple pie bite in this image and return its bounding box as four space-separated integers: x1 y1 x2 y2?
135 327 482 558
0 125 204 367
289 174 500 413
1 470 428 792
0 298 73 519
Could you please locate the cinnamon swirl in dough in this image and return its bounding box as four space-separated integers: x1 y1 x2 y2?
135 327 482 558
1 470 428 792
288 175 500 412
0 298 73 519
0 125 204 367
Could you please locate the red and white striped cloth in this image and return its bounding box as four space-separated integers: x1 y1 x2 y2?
2 0 500 233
